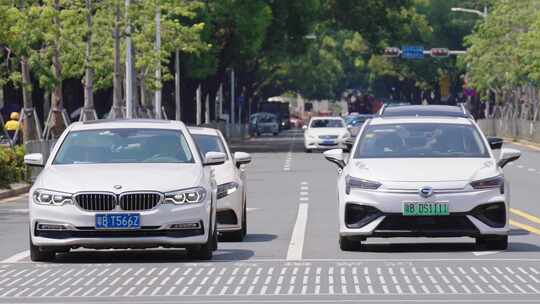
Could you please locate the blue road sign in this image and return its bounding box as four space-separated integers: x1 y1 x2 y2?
401 46 424 59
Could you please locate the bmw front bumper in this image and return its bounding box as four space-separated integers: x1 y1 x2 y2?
30 201 212 249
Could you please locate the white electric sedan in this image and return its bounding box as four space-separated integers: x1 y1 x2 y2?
304 116 350 152
324 116 521 251
188 127 251 241
25 120 225 261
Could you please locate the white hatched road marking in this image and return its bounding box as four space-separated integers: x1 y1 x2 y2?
0 251 29 263
0 263 537 298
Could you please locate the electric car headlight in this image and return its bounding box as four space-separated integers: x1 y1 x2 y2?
33 189 73 206
165 187 207 205
217 182 239 199
470 175 504 193
345 175 381 194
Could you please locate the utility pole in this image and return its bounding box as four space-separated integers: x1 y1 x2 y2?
125 0 133 119
175 50 181 121
196 85 202 125
154 3 162 119
230 68 235 125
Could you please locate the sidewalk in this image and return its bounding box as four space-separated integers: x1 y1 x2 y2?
0 183 30 201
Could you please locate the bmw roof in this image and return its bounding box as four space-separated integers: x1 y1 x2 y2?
378 104 471 118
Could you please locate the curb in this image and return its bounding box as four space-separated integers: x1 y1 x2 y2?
0 183 31 201
503 137 540 151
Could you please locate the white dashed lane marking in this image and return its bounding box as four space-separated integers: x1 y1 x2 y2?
286 182 310 261
283 151 293 171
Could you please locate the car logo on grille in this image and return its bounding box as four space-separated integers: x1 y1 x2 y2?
114 185 122 190
419 186 434 198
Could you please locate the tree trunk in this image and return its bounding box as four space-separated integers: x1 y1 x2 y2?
81 0 96 121
49 0 66 138
111 1 123 118
20 56 36 142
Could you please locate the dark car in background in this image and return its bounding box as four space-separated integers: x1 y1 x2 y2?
249 112 280 137
259 101 291 130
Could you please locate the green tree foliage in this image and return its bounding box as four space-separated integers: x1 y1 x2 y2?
464 0 540 94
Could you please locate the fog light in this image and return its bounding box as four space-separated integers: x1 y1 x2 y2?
37 223 67 230
345 203 382 228
170 222 201 230
472 202 506 228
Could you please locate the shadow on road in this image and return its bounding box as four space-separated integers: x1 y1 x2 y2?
358 239 540 253
219 233 277 243
509 228 530 236
243 233 277 243
229 129 305 153
52 248 256 263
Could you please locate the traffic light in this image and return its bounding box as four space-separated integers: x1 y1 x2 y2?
383 47 401 58
430 48 449 58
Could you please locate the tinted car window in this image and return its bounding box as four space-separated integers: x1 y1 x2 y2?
310 119 344 128
192 134 229 160
354 123 488 158
54 129 194 164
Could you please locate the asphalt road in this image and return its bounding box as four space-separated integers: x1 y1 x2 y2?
1 129 540 303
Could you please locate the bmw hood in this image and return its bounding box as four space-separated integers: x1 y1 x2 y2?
34 163 203 193
349 158 498 187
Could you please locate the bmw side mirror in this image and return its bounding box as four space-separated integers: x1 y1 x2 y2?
498 148 521 168
24 153 44 167
234 151 251 168
203 152 226 166
302 125 307 130
488 137 503 150
323 149 346 169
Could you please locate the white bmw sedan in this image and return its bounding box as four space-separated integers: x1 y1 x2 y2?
324 116 521 251
304 116 350 152
188 127 251 241
24 120 225 261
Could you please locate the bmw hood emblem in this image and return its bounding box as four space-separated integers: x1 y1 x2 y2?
419 186 434 198
114 185 122 190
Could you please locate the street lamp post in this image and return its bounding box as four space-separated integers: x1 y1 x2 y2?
451 5 487 115
451 6 487 19
125 0 133 119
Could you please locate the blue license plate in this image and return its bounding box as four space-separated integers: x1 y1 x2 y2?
95 213 140 229
323 140 335 145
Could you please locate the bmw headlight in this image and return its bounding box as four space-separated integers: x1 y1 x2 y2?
345 175 381 194
33 189 73 206
217 182 239 199
306 133 316 139
165 187 207 205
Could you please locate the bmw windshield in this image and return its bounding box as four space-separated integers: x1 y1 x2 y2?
53 129 195 164
354 123 489 158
